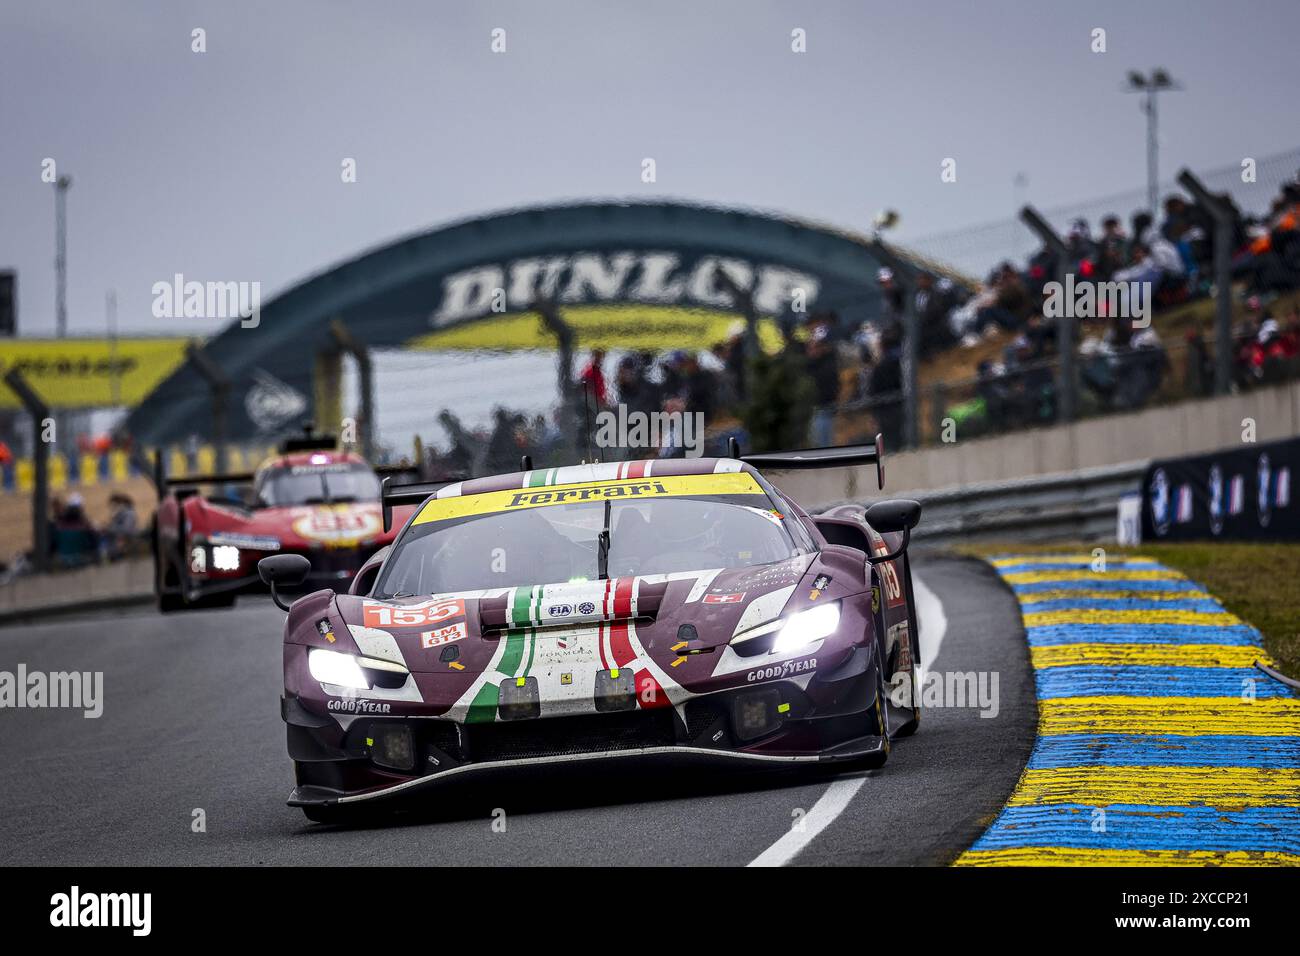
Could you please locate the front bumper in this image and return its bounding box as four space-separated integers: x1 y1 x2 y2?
188 548 367 600
284 648 885 808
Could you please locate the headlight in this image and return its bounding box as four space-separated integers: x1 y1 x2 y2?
211 545 241 571
308 648 409 690
771 602 840 654
309 649 371 689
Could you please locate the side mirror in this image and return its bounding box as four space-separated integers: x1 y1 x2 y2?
864 499 922 563
864 499 922 534
259 554 311 611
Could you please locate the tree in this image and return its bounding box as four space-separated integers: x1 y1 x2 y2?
742 346 814 452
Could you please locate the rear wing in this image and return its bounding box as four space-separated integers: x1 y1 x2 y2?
151 451 255 500
739 433 885 490
381 475 469 533
374 463 421 479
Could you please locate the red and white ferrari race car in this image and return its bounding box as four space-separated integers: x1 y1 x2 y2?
152 434 415 611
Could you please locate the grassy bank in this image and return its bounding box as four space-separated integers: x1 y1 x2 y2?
957 541 1300 677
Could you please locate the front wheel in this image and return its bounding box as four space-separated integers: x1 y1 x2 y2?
851 643 891 770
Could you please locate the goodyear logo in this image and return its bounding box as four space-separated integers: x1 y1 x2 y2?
413 472 764 525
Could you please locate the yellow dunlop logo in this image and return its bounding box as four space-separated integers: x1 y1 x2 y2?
413 472 764 525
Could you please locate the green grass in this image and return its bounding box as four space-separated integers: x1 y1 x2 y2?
954 540 1300 677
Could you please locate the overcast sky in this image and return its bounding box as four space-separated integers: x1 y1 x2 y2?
3 0 1298 338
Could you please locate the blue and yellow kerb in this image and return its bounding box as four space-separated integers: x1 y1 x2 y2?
957 554 1300 867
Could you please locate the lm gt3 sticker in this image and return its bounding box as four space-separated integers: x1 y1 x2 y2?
421 622 467 649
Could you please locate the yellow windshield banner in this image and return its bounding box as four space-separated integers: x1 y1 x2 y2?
407 305 784 353
0 338 191 410
413 472 766 525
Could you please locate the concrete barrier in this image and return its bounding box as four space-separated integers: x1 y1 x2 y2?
0 558 152 622
772 380 1300 507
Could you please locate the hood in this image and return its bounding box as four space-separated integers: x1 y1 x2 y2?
323 555 823 676
198 500 387 549
290 551 866 721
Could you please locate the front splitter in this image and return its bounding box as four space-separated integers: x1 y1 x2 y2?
286 742 885 808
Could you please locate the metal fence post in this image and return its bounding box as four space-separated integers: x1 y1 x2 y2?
4 369 51 571
1177 168 1239 395
330 319 375 460
1020 205 1076 423
184 342 231 472
870 239 920 449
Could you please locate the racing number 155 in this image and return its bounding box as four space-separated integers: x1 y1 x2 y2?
364 599 465 628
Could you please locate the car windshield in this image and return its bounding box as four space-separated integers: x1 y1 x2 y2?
258 462 380 506
375 477 806 597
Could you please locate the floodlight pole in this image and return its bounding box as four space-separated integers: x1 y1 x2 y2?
54 175 71 338
1125 70 1182 218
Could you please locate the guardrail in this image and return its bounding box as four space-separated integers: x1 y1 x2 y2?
849 460 1149 545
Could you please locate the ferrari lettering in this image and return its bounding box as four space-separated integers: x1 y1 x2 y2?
506 481 667 508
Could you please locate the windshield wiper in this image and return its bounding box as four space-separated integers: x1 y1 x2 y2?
597 498 612 580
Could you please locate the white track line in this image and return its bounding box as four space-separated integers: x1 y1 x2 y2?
748 776 867 866
747 570 949 867
913 571 947 676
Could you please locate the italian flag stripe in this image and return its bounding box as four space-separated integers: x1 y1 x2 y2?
609 620 635 667
521 626 537 677
466 683 499 723
613 577 635 618
497 629 526 676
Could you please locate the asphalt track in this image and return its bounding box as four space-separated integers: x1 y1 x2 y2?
0 554 1035 866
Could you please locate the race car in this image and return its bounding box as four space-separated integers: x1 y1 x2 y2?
153 433 416 612
263 439 923 822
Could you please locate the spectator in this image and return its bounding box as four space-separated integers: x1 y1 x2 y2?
577 349 608 407
914 272 955 355
866 323 904 449
804 320 840 446
52 492 99 568
102 492 139 561
877 267 904 326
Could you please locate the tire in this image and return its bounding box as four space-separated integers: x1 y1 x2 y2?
155 548 187 613
892 558 923 738
852 643 892 770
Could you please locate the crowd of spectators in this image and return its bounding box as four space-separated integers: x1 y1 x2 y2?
425 172 1300 468
42 491 141 568
879 172 1300 436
